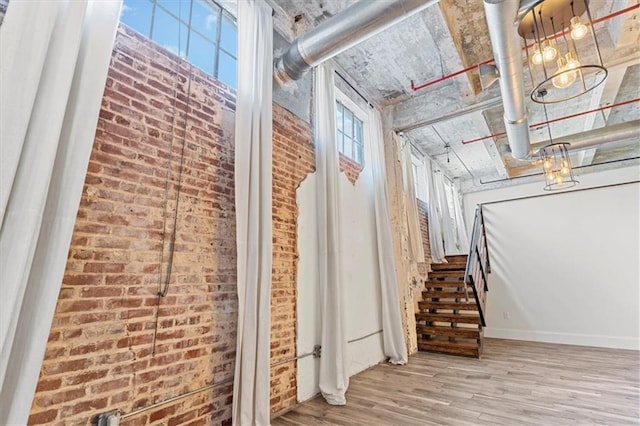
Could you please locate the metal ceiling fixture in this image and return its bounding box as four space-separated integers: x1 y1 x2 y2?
537 88 578 190
539 143 578 190
520 0 608 104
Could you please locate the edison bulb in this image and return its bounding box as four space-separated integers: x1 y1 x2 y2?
570 16 588 40
555 175 564 185
531 45 543 65
561 166 570 176
565 51 580 70
543 159 553 170
547 172 555 182
541 39 557 63
552 57 577 89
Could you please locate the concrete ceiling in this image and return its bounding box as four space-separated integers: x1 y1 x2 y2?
271 0 640 191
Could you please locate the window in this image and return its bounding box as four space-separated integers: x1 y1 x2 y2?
336 102 364 164
120 0 237 89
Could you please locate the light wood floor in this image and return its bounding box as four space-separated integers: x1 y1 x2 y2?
272 338 640 425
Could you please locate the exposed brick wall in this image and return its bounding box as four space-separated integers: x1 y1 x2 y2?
416 199 432 277
27 23 314 425
339 153 363 185
270 107 315 415
29 25 238 425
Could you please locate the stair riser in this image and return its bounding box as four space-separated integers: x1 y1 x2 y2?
417 342 479 357
431 262 467 271
424 281 466 289
417 326 480 339
419 302 479 311
445 255 468 263
428 271 466 280
415 315 480 325
422 291 468 299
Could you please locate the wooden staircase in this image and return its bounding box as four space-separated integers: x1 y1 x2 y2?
416 254 484 357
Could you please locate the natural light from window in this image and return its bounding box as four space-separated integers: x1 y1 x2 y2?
336 102 364 164
120 0 237 89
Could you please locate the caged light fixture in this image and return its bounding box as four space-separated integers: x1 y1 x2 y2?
539 143 578 190
519 0 608 104
537 88 578 190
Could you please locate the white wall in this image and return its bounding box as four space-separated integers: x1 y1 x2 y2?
463 166 640 350
295 170 385 402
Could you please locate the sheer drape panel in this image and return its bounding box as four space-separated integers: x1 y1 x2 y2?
423 158 446 262
370 109 408 365
400 139 425 263
450 180 469 253
314 63 349 405
0 1 122 423
232 1 273 424
434 171 457 254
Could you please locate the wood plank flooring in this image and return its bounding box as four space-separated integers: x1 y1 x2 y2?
272 338 640 425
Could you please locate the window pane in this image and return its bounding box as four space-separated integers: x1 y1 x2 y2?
337 131 344 153
191 0 218 41
354 119 362 143
156 0 189 22
120 0 153 36
355 143 363 164
220 15 237 56
217 50 237 88
336 104 343 132
344 138 354 160
152 7 188 56
344 109 353 138
187 31 215 75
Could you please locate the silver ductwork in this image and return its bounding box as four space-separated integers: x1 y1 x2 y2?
274 0 440 85
483 0 541 160
531 120 640 153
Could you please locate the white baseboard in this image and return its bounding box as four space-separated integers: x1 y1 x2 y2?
484 327 640 350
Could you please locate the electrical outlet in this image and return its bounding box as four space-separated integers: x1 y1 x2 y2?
503 311 510 320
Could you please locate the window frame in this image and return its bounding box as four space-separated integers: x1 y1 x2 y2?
120 0 237 87
334 88 368 166
412 154 428 202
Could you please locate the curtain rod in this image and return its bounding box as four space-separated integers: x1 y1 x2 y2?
334 70 374 109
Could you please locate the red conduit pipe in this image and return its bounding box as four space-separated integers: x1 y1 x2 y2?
410 3 640 92
460 97 640 145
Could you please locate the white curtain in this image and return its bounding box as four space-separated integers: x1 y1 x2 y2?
423 158 447 263
400 137 425 263
450 180 469 253
0 1 122 423
369 109 408 365
433 170 457 254
232 1 273 424
314 62 349 405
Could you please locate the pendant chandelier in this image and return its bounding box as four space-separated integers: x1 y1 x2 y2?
519 0 608 104
536 88 579 191
539 143 578 190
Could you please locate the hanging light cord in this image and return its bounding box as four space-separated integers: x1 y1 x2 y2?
151 63 193 355
151 0 194 354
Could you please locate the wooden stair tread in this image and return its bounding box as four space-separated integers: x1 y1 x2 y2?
419 301 479 311
417 339 479 357
431 262 467 271
422 290 468 299
417 325 480 339
415 312 480 324
445 254 468 263
424 281 466 289
428 270 466 280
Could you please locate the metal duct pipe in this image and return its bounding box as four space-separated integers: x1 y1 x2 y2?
530 120 640 154
274 0 440 85
483 0 541 160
